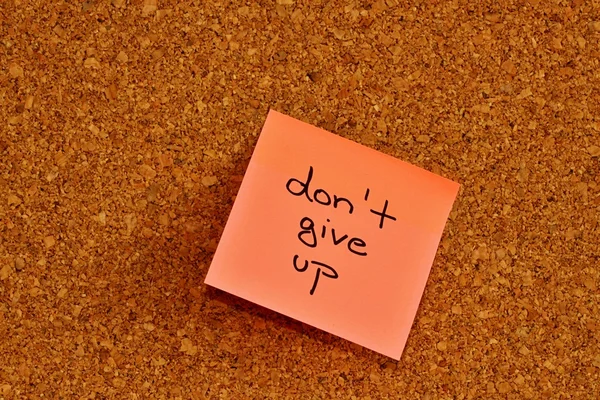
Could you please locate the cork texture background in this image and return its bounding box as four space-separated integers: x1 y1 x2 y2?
1 0 600 398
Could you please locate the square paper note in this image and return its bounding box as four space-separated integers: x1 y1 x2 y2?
205 110 459 359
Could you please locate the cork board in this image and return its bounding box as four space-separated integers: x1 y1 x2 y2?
1 0 599 398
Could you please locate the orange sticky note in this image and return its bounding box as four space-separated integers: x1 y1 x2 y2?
205 110 459 359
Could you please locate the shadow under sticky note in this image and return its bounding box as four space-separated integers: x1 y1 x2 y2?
205 110 460 359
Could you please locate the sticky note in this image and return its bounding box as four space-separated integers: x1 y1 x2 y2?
205 110 460 359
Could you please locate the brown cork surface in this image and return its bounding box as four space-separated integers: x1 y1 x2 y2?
1 0 599 398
